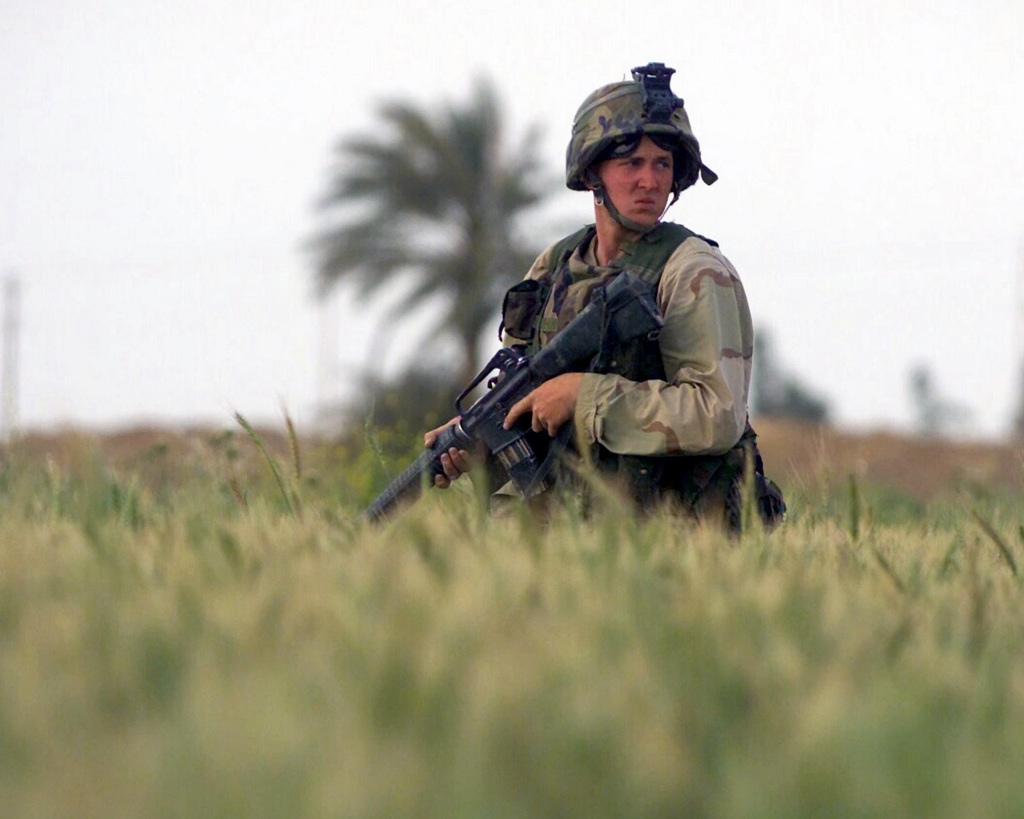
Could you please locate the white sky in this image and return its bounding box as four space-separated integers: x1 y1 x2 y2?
2 0 1022 438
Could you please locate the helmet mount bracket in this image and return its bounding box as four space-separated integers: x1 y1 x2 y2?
631 63 681 125
565 61 715 195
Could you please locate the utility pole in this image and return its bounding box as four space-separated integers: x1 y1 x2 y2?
2 275 20 442
1016 242 1024 438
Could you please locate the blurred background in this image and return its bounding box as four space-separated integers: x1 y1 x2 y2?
2 0 1022 442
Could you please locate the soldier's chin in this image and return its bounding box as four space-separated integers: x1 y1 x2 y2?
629 211 662 227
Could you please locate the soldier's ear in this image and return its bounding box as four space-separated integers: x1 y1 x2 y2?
582 167 602 191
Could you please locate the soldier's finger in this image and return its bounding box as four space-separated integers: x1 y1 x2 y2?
503 396 530 429
448 447 470 474
425 416 460 447
440 451 464 482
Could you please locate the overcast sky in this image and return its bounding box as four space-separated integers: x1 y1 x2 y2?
2 0 1022 438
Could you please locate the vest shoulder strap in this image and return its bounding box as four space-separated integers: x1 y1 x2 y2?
618 222 712 287
544 222 716 286
541 225 595 285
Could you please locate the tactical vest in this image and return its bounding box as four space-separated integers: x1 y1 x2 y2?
499 222 785 530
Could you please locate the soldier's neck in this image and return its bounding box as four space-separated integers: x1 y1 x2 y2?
593 211 642 267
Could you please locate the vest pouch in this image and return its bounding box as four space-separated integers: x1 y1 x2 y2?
614 453 729 513
619 455 665 506
755 474 786 529
499 279 549 344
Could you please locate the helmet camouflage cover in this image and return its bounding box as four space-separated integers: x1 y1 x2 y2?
565 63 715 195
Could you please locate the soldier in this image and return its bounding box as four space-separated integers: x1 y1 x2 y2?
427 62 784 529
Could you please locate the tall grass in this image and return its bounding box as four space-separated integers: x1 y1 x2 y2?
0 433 1022 817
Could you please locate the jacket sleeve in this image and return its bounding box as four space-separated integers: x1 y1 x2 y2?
573 240 754 456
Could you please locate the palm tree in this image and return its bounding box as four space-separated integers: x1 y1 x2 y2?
310 79 555 385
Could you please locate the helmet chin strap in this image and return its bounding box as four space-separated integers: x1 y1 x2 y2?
594 184 679 236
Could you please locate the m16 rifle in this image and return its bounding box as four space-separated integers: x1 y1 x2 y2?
364 273 662 522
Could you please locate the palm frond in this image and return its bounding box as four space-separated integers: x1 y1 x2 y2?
308 77 559 376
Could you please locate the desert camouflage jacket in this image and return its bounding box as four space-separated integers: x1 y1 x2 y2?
504 223 753 458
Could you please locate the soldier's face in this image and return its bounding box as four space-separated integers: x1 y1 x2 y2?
597 136 674 227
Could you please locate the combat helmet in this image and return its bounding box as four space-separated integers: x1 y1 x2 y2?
566 63 716 227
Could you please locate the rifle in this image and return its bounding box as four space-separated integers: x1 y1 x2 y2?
364 273 662 522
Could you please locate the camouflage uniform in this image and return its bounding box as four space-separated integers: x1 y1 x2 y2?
495 64 784 527
498 221 768 525
507 228 751 458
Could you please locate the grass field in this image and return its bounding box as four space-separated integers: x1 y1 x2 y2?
0 421 1022 818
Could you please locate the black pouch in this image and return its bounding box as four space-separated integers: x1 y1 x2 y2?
498 280 549 342
718 441 786 533
756 474 786 529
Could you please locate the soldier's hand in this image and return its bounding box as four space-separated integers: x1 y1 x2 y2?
503 373 584 437
424 417 472 488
